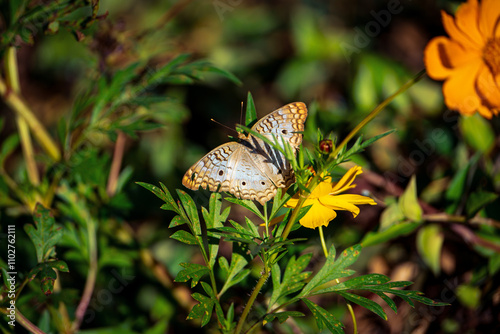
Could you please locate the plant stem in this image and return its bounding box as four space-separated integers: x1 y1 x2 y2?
318 226 328 258
14 309 47 334
72 218 98 332
330 70 426 162
234 268 270 334
106 131 126 197
0 78 61 162
4 47 40 188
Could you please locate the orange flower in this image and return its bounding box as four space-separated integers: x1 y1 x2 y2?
424 0 500 119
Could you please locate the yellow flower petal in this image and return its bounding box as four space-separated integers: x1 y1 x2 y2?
299 201 337 229
331 166 362 194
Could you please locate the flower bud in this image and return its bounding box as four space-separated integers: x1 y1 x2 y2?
319 139 334 154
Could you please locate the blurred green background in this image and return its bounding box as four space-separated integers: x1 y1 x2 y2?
1 0 500 333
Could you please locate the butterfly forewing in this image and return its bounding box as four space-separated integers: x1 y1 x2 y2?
182 102 308 205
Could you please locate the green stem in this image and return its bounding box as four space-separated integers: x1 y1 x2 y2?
234 268 270 334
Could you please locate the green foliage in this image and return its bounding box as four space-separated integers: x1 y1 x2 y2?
24 203 63 263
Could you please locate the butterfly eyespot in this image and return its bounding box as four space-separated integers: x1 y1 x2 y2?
261 181 266 186
218 170 224 176
278 169 282 174
281 129 288 134
242 181 246 186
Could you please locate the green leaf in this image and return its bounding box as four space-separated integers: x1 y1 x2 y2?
466 191 498 218
187 292 214 327
203 193 230 268
268 253 312 311
219 242 252 296
245 92 257 127
0 134 19 167
24 203 63 263
456 284 481 309
417 224 443 276
361 222 420 247
175 263 209 288
136 182 178 212
224 197 264 221
264 311 305 324
300 245 360 297
379 202 405 231
445 154 479 203
177 190 201 235
302 299 344 333
27 260 69 295
337 291 387 320
459 113 495 153
398 175 422 222
170 230 199 245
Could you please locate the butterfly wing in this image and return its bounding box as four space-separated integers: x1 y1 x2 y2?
182 142 278 204
182 102 308 205
245 102 308 187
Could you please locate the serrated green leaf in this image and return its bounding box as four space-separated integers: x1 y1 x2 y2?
399 175 422 222
219 243 251 296
466 191 498 218
169 215 186 227
187 292 214 327
170 230 199 245
302 298 344 333
24 203 62 263
27 260 68 295
337 291 387 320
268 253 312 310
136 182 177 212
224 197 264 221
175 263 209 288
300 245 360 297
177 190 201 235
417 224 443 276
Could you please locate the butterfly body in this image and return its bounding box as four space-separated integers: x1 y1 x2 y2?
182 102 307 205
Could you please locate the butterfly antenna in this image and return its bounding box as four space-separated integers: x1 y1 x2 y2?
210 118 237 134
240 101 244 126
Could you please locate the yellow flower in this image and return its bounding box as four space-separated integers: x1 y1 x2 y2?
285 166 377 229
424 0 500 119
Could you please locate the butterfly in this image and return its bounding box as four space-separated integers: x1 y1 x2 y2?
182 102 308 205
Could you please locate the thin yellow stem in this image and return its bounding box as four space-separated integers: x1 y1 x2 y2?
330 70 426 161
4 47 40 188
318 226 328 258
0 78 61 162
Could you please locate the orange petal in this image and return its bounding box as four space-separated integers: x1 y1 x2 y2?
479 0 500 38
454 0 486 46
424 36 478 80
477 105 494 119
476 64 500 109
442 11 482 51
442 59 483 115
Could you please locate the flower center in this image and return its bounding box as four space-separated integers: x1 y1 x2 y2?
483 38 500 76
